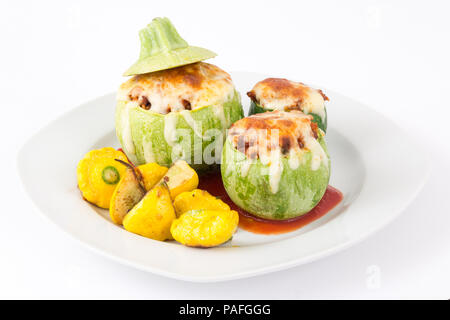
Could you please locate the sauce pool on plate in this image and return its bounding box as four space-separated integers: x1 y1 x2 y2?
198 171 343 235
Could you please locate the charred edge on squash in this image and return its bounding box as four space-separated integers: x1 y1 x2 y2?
114 159 146 193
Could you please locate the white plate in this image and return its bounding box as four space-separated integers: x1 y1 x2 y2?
17 72 430 282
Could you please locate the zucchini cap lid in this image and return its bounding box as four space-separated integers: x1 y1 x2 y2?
124 17 217 76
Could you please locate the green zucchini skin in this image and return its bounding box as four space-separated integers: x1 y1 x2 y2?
248 101 327 133
221 137 330 220
248 101 266 115
310 109 327 133
116 90 243 172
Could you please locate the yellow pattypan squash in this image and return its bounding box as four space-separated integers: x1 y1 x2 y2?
77 147 128 209
173 189 230 217
171 209 239 248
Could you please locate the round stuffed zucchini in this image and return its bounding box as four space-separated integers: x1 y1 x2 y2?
247 78 329 132
221 111 330 220
116 17 243 171
116 62 244 172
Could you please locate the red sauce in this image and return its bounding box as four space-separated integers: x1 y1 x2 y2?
198 171 343 235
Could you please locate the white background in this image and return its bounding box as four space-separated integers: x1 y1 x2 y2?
1 0 449 299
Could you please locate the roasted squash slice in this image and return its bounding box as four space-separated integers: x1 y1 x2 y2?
161 160 199 199
109 165 145 225
139 162 168 191
110 161 168 225
123 184 176 241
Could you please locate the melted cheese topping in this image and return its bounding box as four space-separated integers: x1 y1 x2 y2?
248 78 328 120
143 139 156 163
117 62 235 114
120 101 138 163
229 111 328 193
268 148 283 193
180 110 205 138
240 158 253 177
163 112 178 146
